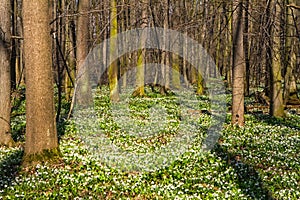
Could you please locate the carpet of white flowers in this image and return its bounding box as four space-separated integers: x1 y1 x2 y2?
0 87 299 199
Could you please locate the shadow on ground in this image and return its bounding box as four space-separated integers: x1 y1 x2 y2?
0 149 23 190
212 144 274 199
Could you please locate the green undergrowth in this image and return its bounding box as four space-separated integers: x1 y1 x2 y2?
1 86 299 199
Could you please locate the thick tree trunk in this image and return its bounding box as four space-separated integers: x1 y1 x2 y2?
231 0 245 126
23 1 59 163
0 0 14 146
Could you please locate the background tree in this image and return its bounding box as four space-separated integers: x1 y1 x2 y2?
134 0 148 96
0 0 14 146
3 0 300 155
108 0 120 102
23 0 59 165
269 0 285 117
75 0 93 107
284 0 300 105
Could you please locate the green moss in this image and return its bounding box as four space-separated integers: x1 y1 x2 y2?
22 148 62 167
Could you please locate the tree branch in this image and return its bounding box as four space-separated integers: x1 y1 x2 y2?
287 4 300 10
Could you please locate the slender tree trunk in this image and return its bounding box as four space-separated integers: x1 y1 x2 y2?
76 0 92 106
11 0 17 90
244 0 250 96
134 0 148 96
16 2 25 87
109 0 120 101
284 0 299 104
225 1 233 88
23 0 59 163
64 2 76 102
163 0 170 89
231 0 245 126
270 1 285 117
0 0 14 146
171 0 181 90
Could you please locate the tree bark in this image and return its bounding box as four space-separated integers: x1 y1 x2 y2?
134 0 148 96
231 0 245 126
0 0 14 146
270 1 285 117
284 0 299 105
75 0 93 107
23 1 59 162
108 0 120 101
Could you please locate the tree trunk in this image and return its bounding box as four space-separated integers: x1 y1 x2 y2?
244 0 250 96
23 0 59 164
231 0 245 126
269 1 285 117
134 0 147 97
163 0 170 90
0 0 14 146
284 0 299 105
75 0 93 107
171 0 181 90
108 0 120 101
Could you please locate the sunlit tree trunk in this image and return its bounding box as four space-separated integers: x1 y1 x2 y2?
108 0 120 101
171 0 181 89
23 0 59 163
0 0 14 146
231 0 245 126
134 0 147 96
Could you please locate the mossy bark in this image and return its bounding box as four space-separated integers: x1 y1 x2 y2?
22 148 62 167
134 0 148 97
108 0 120 102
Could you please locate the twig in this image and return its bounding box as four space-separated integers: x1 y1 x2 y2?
11 35 23 40
287 4 300 10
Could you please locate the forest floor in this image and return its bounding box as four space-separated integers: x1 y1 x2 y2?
0 86 299 199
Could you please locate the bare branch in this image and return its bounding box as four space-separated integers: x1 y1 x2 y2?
287 4 300 10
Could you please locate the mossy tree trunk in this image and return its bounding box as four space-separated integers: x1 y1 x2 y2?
0 0 14 147
134 0 148 97
23 1 59 165
108 0 120 101
269 1 285 117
